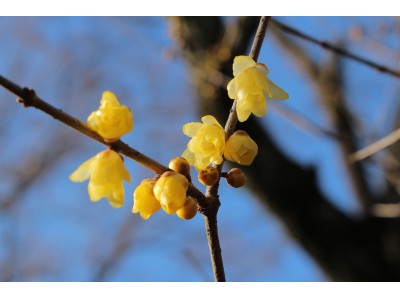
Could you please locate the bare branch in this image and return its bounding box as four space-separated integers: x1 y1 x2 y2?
271 23 372 211
350 127 400 162
202 16 271 282
271 19 400 80
0 74 209 209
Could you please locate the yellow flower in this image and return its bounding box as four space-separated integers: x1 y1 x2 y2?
224 130 258 166
181 115 226 170
69 149 130 208
153 171 188 214
132 178 161 219
87 91 133 142
227 56 288 122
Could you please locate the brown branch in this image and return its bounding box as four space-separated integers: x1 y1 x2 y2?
269 102 339 139
0 74 209 210
271 19 400 80
349 127 400 162
177 16 400 281
200 16 271 282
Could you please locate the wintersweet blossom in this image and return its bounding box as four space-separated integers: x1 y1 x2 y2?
87 91 133 141
69 149 130 208
153 171 188 214
227 56 288 122
224 130 258 165
182 115 226 170
132 178 161 219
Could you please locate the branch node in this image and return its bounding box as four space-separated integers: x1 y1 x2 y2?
17 87 37 107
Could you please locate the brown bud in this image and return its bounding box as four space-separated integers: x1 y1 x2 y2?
226 168 246 188
169 157 191 180
176 196 198 220
198 166 219 186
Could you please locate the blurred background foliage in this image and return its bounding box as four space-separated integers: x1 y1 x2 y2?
1 16 400 281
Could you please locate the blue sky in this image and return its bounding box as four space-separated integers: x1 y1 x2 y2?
0 16 398 282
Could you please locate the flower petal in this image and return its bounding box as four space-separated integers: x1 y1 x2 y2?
88 182 104 201
201 115 220 127
121 165 131 183
101 91 120 107
265 78 289 100
233 56 256 77
182 122 202 137
69 156 96 182
250 95 267 117
236 99 252 122
255 63 269 76
108 184 124 208
227 78 237 99
181 148 195 165
253 68 272 97
194 154 210 170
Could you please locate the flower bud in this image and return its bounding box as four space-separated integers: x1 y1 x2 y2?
226 168 246 188
153 171 188 214
224 130 258 166
198 166 219 186
169 157 191 180
176 196 198 220
87 91 133 142
132 178 161 219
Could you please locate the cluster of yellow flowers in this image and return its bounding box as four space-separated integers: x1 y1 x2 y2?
69 92 197 220
69 55 287 221
181 55 287 188
132 169 195 220
69 91 133 208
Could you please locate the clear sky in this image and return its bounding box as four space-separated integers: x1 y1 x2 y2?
0 16 398 282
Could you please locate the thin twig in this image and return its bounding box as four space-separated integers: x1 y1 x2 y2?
349 127 400 162
269 102 339 139
0 74 209 209
203 16 271 282
271 19 400 80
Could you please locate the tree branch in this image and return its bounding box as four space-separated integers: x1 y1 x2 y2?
270 24 372 211
349 127 400 162
203 16 271 282
0 75 210 210
271 19 400 80
175 16 400 281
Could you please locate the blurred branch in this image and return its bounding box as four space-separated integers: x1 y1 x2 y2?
92 215 140 281
271 19 400 79
174 16 400 281
183 248 212 281
270 102 339 139
271 23 372 211
0 132 76 210
371 203 400 218
350 127 400 162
